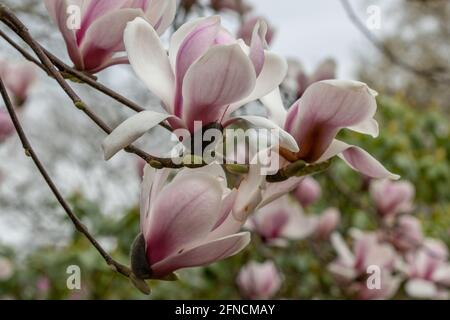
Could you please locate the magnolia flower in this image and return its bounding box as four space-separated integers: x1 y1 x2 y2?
0 109 15 143
280 80 399 180
210 0 252 14
236 260 282 299
245 195 317 246
45 0 176 73
314 208 340 240
329 231 400 299
0 60 36 106
370 179 415 218
284 58 336 98
238 16 274 46
130 164 250 280
403 240 450 299
293 176 321 208
102 16 298 160
383 215 423 252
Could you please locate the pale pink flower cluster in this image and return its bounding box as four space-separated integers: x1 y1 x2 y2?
329 180 450 299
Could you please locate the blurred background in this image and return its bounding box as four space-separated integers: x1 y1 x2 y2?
0 0 449 299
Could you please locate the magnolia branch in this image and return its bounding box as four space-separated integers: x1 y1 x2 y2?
0 4 332 178
0 75 132 279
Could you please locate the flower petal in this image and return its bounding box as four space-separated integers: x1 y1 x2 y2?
146 173 223 264
232 115 299 152
124 17 175 110
287 80 378 162
182 44 256 131
102 110 172 160
44 0 84 69
260 88 287 128
151 232 250 278
225 51 287 117
318 139 399 179
145 0 176 35
80 8 145 71
249 20 267 76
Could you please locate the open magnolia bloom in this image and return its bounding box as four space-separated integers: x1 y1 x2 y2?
279 80 399 180
131 164 250 280
102 16 298 160
45 0 176 73
329 231 401 300
245 195 318 246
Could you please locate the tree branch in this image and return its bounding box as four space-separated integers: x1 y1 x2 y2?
0 75 132 278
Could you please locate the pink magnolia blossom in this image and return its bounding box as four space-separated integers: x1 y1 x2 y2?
403 239 450 299
0 109 15 143
328 231 401 299
245 195 318 246
0 60 37 106
314 208 340 240
45 0 176 73
281 80 399 180
370 179 415 218
236 260 282 299
238 16 274 46
293 176 321 208
284 58 336 98
132 164 250 280
103 16 297 160
383 215 423 252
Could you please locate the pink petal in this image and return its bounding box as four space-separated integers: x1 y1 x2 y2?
174 16 221 117
80 8 144 72
150 232 250 278
286 80 378 163
145 0 176 35
249 20 267 76
146 174 223 265
44 0 84 69
182 44 256 132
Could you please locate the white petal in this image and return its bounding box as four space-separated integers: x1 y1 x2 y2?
102 110 172 160
233 115 299 152
260 88 287 128
124 17 175 110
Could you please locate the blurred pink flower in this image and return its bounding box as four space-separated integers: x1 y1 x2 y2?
245 195 317 246
370 179 415 218
133 164 250 280
403 239 450 299
0 60 37 106
0 109 15 143
45 0 176 73
282 80 400 180
237 16 274 46
102 16 297 160
236 260 282 299
285 58 336 98
0 257 13 280
328 231 400 299
314 208 340 240
385 215 423 252
293 176 321 208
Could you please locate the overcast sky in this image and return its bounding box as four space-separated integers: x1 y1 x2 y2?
247 0 394 78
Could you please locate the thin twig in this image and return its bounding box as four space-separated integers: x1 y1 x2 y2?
0 75 131 278
0 4 181 168
340 0 450 84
